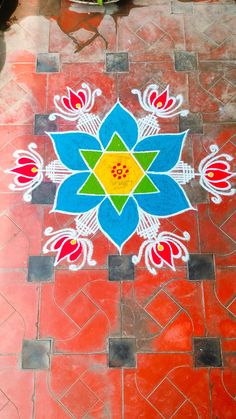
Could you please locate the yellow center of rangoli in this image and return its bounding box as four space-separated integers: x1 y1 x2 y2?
94 152 144 195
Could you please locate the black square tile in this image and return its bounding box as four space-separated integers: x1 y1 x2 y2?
179 112 203 134
106 52 129 73
108 255 134 281
34 114 57 135
31 182 56 205
174 50 198 71
193 337 222 367
188 254 215 281
22 339 51 369
109 338 136 368
28 256 55 282
36 53 60 73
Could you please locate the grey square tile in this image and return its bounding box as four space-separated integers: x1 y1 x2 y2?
183 180 208 205
193 337 222 367
171 1 193 14
109 255 134 281
179 112 203 134
34 114 57 135
36 53 60 73
174 51 198 71
106 52 129 73
188 254 215 281
109 338 136 368
28 256 55 282
39 1 61 16
22 339 51 369
31 182 56 205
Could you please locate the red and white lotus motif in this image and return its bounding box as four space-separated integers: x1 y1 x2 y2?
149 87 174 111
6 143 43 202
9 157 39 184
49 83 102 122
132 84 189 118
53 236 82 265
151 240 181 269
199 145 235 203
62 88 87 112
43 227 96 270
204 162 233 189
133 231 190 274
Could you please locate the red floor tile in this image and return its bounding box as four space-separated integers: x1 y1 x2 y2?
0 271 38 352
35 371 72 418
0 356 34 418
40 270 120 352
64 291 98 328
169 211 200 254
61 379 98 417
222 338 236 352
0 232 30 269
0 64 47 125
0 214 20 248
148 378 185 417
124 353 211 417
168 364 211 418
37 355 122 418
203 281 236 337
145 290 181 327
215 268 236 307
215 252 236 268
198 204 235 254
166 279 205 336
210 368 236 418
117 7 184 62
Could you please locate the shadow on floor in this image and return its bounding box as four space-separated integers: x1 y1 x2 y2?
0 0 147 71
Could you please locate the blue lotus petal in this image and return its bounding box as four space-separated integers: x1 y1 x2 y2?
134 132 188 172
48 131 101 171
99 103 138 150
54 172 104 214
98 197 139 249
135 174 192 216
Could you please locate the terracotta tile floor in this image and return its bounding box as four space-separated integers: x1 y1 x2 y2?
0 0 236 417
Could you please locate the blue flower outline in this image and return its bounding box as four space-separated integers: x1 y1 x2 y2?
48 102 192 250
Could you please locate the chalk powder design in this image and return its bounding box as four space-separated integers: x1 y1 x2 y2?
6 84 235 273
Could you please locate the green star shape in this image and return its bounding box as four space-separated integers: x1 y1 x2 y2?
78 133 159 214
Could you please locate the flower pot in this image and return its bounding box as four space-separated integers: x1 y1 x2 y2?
70 0 119 5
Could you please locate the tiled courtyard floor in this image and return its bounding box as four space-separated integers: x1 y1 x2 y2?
0 0 236 417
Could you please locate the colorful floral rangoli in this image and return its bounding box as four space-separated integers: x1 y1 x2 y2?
6 84 235 273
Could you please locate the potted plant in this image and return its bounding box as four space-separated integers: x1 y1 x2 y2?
70 0 119 5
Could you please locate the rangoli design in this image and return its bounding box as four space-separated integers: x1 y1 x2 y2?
6 84 235 273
